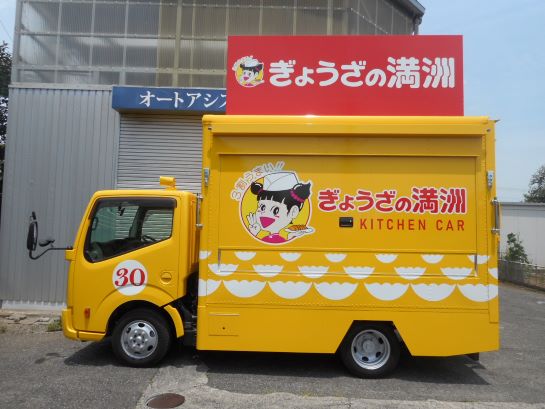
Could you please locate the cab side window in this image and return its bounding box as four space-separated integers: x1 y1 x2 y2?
85 198 175 263
141 209 174 242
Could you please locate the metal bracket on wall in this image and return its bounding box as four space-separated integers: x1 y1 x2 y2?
487 170 494 189
203 168 210 187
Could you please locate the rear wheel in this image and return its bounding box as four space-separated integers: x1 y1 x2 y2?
112 308 171 367
339 323 400 378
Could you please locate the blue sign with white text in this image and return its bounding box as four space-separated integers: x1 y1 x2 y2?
112 86 226 112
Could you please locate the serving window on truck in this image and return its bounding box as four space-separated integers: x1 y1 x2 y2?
214 151 482 285
221 154 478 253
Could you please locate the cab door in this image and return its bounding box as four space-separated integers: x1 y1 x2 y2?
72 196 181 333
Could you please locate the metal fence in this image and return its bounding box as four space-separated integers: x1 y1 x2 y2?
499 259 545 291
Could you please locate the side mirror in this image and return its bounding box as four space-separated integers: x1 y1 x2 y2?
27 212 38 252
39 238 55 247
26 212 72 260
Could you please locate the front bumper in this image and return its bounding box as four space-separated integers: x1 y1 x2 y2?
62 308 78 340
62 308 105 341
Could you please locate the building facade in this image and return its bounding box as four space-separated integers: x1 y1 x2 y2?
1 0 424 307
13 0 423 87
500 203 545 267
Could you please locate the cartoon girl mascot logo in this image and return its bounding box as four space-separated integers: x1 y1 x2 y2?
241 172 314 244
233 56 264 88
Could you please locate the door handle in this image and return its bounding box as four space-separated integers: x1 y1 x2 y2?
491 197 500 234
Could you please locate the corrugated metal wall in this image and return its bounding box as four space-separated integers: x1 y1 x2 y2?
117 114 202 193
0 86 119 305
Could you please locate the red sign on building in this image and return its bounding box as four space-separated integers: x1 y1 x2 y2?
227 35 463 116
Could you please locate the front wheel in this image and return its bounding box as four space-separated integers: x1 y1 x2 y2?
339 323 400 378
112 308 171 367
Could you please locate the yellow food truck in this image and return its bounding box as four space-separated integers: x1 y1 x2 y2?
27 115 500 378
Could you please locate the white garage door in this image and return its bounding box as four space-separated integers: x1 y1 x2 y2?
117 114 202 193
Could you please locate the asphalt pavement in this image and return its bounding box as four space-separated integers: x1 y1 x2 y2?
1 283 544 409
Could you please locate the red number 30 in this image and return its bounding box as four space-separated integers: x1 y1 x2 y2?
115 267 146 287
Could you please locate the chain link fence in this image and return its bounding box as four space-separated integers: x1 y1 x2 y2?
499 259 545 291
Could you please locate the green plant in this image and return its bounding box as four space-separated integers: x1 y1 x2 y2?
505 233 530 264
0 41 10 144
524 165 545 203
47 318 62 332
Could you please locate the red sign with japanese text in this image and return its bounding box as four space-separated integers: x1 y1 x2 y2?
227 35 463 116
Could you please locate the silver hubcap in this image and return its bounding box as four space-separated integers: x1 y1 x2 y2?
120 320 158 360
351 329 391 370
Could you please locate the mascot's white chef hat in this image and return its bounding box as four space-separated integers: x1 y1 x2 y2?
243 57 261 68
263 172 298 191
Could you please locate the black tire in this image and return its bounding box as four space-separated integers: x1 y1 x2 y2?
339 323 400 378
112 308 172 367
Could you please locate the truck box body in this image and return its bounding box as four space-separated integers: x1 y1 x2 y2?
197 115 499 356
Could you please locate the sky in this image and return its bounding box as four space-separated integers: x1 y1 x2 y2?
0 1 14 52
0 0 544 202
420 0 545 202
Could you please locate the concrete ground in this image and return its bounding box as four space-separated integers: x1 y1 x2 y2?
1 283 544 409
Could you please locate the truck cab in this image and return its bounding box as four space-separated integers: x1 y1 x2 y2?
61 179 198 366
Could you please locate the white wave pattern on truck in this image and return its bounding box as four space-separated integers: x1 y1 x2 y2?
411 284 455 302
343 266 374 279
235 251 256 261
467 255 490 265
394 267 426 280
198 279 221 296
253 264 283 278
223 280 266 298
458 284 498 302
298 266 329 279
268 281 312 299
440 267 473 280
280 252 302 262
202 251 496 302
199 250 211 260
314 282 358 300
203 279 497 302
325 253 347 263
421 254 444 264
364 283 409 301
208 263 238 276
375 254 398 263
488 268 498 279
